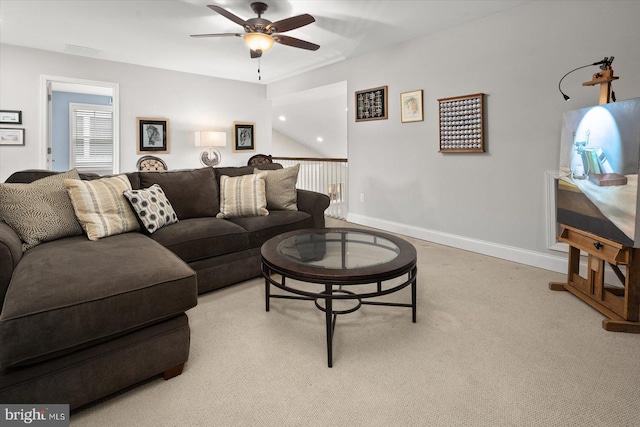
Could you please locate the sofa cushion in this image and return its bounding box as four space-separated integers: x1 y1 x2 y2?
139 167 218 219
256 164 300 211
0 169 83 251
149 217 249 263
229 210 314 248
65 175 140 240
123 184 178 234
83 171 141 190
0 232 197 369
213 165 254 185
216 172 269 219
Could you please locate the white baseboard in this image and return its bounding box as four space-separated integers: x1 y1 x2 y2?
346 213 568 274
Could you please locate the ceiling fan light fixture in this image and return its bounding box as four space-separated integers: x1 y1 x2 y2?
244 32 274 52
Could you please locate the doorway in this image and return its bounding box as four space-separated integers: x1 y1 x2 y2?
40 75 120 173
270 81 348 218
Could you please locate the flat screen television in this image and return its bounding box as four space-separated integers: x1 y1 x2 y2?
557 97 640 247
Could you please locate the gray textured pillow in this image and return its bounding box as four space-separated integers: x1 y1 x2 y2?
255 164 299 211
0 169 83 251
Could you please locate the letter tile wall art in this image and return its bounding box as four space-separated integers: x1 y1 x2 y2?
438 93 485 153
355 86 388 122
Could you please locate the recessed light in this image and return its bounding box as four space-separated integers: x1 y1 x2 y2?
278 115 286 121
316 137 323 142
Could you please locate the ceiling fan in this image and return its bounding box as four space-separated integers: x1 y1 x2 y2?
191 2 320 59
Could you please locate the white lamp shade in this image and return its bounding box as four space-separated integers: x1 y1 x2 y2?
244 33 274 52
195 131 226 147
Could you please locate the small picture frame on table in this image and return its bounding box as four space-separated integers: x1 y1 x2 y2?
137 118 169 154
0 128 25 146
0 110 22 125
400 90 424 123
233 122 255 152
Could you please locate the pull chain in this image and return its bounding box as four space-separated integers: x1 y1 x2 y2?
258 58 261 81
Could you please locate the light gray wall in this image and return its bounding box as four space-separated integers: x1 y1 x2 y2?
0 44 270 181
267 1 640 271
272 129 323 158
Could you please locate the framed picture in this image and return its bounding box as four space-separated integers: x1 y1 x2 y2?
233 122 255 152
0 110 22 125
400 90 424 123
137 118 169 154
438 93 485 153
355 86 388 122
0 128 25 146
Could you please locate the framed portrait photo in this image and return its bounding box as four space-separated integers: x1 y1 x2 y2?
0 110 22 125
0 128 25 146
233 122 255 152
400 90 424 123
137 118 169 154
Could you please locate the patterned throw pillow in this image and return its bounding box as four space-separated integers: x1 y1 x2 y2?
216 172 269 219
64 175 140 241
255 164 300 211
123 184 178 234
0 169 83 251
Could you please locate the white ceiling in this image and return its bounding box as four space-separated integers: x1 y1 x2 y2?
0 0 532 84
0 0 531 156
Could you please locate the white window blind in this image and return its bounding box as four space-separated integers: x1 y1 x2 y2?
70 103 114 174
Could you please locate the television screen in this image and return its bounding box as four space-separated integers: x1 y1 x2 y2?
557 97 640 247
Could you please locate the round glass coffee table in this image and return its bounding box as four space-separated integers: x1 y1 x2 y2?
261 228 417 367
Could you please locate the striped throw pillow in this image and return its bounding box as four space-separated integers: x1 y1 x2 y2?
65 175 140 241
216 172 268 218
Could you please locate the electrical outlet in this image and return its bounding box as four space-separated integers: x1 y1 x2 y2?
360 193 365 202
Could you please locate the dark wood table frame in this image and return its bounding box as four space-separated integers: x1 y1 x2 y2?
261 228 417 367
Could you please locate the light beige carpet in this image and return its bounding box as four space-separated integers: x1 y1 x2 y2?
71 221 640 426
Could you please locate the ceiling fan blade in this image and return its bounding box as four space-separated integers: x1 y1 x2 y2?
274 35 320 51
250 49 263 59
207 5 248 27
266 14 315 33
190 33 242 38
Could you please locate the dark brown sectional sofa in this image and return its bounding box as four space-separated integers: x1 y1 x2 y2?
0 165 330 409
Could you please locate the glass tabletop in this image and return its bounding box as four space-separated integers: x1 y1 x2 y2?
276 230 400 270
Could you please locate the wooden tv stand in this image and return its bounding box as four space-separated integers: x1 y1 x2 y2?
549 225 640 332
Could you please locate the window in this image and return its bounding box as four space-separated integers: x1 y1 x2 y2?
69 103 114 175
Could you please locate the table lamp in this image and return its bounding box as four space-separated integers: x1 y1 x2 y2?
195 131 226 166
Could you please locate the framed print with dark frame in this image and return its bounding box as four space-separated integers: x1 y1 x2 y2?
0 110 22 125
355 86 388 122
233 122 255 152
137 118 169 154
0 128 25 146
400 90 424 123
